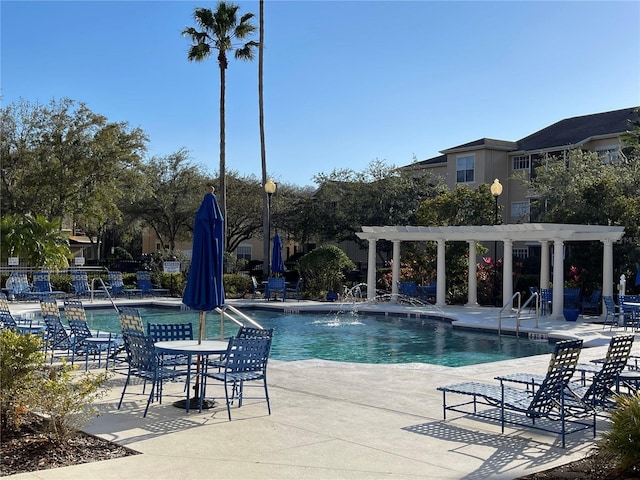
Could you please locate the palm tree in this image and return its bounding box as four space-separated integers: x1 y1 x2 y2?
258 0 270 277
182 2 257 246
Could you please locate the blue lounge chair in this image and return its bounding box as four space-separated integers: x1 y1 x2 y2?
107 271 141 298
498 335 634 411
70 271 106 299
5 272 34 301
136 271 169 297
31 271 65 300
437 339 595 448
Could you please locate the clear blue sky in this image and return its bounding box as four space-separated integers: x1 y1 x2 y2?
2 1 639 188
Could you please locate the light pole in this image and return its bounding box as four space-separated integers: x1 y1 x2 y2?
490 178 503 307
263 179 276 278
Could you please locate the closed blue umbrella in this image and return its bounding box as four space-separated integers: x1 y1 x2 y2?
271 234 286 275
636 263 640 286
182 188 225 342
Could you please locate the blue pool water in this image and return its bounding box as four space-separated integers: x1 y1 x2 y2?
80 307 554 367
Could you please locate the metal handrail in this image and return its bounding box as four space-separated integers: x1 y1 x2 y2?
90 277 118 312
498 292 521 336
213 304 264 339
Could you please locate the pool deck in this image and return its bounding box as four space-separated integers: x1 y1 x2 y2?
6 298 639 479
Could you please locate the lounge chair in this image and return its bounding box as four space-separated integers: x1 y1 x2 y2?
70 271 106 299
31 271 65 300
65 300 116 369
437 339 595 448
5 272 34 301
42 314 72 363
107 271 141 298
499 335 635 411
136 271 169 297
118 306 144 333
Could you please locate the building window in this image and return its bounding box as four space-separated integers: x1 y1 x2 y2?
236 245 252 261
513 248 529 259
511 201 530 219
456 155 475 183
596 147 620 164
512 155 531 172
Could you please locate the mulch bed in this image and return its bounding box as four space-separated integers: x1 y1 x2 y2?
1 416 139 477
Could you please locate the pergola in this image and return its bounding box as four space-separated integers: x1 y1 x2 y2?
356 223 625 319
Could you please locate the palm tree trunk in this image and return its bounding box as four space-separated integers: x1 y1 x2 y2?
259 0 269 277
219 62 227 251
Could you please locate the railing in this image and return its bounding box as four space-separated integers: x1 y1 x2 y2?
213 304 264 339
90 277 118 312
498 291 540 337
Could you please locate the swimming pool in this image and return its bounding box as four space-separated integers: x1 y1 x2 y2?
76 306 554 366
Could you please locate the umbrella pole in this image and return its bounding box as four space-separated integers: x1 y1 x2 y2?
220 308 224 339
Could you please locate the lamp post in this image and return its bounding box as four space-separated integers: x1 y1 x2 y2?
490 178 503 307
263 179 276 277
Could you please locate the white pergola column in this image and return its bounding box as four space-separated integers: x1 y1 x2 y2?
466 240 478 306
551 239 565 319
366 238 377 300
391 240 401 303
602 238 614 305
502 239 513 308
540 240 550 289
436 239 446 306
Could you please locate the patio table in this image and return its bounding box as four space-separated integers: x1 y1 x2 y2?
154 339 228 413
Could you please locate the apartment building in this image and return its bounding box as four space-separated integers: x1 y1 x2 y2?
399 106 639 258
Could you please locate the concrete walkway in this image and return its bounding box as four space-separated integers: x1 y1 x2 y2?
6 299 638 479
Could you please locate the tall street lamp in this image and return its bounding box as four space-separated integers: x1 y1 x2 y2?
490 178 503 307
263 179 276 277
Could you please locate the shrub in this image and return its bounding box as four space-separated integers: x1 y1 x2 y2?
34 361 110 443
223 274 252 297
0 330 44 432
296 245 355 297
599 393 640 470
0 331 110 443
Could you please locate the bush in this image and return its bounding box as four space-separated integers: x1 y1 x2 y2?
0 331 110 443
0 330 44 432
296 245 355 297
598 393 640 470
223 274 252 297
35 362 110 442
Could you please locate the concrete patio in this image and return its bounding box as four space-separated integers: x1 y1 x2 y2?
5 298 638 479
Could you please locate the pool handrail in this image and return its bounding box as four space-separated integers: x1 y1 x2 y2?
215 305 264 332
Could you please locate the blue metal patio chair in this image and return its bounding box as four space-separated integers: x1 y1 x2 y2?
285 277 302 301
602 296 619 330
580 289 601 315
42 314 72 363
118 330 186 417
437 339 595 448
265 277 286 301
65 300 116 369
202 335 273 420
